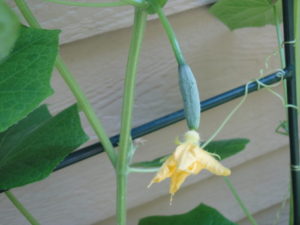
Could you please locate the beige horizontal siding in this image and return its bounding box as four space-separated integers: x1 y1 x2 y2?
9 0 215 44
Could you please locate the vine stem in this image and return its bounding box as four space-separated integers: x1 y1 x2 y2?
116 8 147 225
15 0 117 166
273 3 288 111
291 0 300 224
42 0 128 7
42 0 149 8
5 191 41 225
295 0 300 110
273 5 286 69
289 183 294 225
202 82 250 149
154 6 186 65
273 4 293 225
289 0 300 222
55 57 117 165
223 178 259 225
123 0 148 8
129 167 159 173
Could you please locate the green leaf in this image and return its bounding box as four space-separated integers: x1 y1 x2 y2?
0 105 89 190
131 138 249 168
209 0 282 30
146 0 168 14
0 26 60 132
138 203 237 225
0 0 20 61
204 138 250 160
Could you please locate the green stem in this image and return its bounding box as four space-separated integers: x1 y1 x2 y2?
42 0 128 7
116 8 147 225
154 6 186 65
289 183 294 225
274 4 294 225
223 177 259 225
295 0 300 111
129 167 159 173
15 0 117 166
14 0 40 28
55 57 117 165
273 4 288 110
42 0 149 8
5 191 41 225
202 82 249 148
292 1 299 222
123 0 149 8
273 5 286 69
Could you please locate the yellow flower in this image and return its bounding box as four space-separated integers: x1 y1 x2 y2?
148 130 231 196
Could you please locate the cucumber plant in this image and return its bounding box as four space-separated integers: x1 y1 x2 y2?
0 0 295 225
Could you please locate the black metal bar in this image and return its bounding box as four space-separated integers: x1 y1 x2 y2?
55 70 286 170
0 70 288 195
282 1 300 224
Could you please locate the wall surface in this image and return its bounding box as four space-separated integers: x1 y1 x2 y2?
0 2 292 225
9 0 215 43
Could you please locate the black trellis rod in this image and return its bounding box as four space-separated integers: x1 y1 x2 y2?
282 1 300 224
55 70 286 171
0 64 290 197
0 66 288 196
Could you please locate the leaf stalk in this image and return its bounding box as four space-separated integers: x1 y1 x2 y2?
5 191 41 225
154 5 186 65
223 177 259 225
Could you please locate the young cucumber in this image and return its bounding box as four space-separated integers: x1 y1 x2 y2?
178 64 201 130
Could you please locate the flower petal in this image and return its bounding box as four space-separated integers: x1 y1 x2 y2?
169 170 190 195
149 156 176 185
197 149 231 176
178 146 200 172
187 161 204 174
